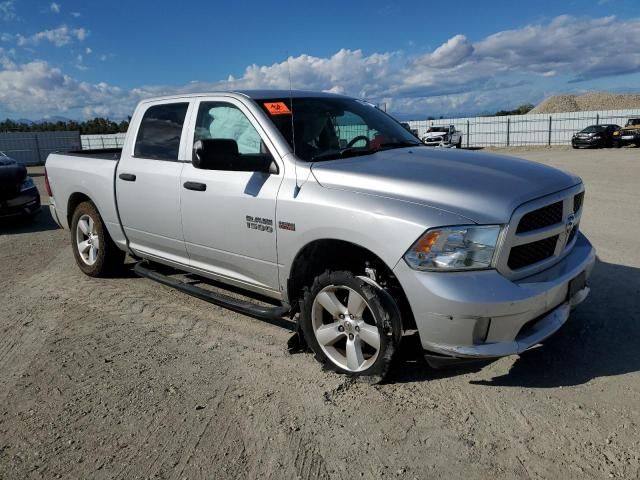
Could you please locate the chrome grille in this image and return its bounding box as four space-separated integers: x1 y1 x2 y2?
573 192 584 213
496 185 585 279
516 201 563 234
508 235 558 270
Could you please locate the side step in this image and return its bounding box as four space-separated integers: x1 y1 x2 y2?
133 261 291 325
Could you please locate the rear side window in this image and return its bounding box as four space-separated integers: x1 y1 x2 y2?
134 103 189 160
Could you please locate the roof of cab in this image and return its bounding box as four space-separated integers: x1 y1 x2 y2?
139 89 348 104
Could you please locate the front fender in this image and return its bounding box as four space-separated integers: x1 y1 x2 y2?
275 177 472 292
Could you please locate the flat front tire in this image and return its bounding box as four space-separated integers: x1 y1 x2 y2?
70 201 125 277
300 271 402 383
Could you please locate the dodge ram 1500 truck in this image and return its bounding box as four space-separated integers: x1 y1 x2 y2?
45 90 595 382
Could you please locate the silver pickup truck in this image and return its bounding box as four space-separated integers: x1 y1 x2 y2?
45 90 595 382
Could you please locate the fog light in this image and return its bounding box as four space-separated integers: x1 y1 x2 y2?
472 317 491 344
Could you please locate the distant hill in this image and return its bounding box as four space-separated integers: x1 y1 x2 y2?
39 116 74 123
531 93 640 114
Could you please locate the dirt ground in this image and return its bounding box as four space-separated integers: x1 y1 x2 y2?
1 147 639 479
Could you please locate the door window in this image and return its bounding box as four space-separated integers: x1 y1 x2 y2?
134 103 189 160
194 102 263 154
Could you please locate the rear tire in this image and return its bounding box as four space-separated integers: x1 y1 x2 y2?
300 271 402 383
70 201 125 277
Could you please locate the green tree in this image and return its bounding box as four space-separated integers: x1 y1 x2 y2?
0 117 129 134
495 103 535 116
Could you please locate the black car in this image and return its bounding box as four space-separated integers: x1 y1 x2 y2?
0 152 40 221
571 124 620 149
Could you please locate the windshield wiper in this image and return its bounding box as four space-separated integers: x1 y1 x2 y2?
311 141 422 162
375 141 422 150
311 148 375 162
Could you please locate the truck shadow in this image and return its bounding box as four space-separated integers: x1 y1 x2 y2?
0 209 59 235
388 258 640 387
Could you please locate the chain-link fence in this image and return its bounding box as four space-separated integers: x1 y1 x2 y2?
408 109 640 148
81 133 126 150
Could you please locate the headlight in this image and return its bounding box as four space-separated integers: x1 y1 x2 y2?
404 225 503 271
20 177 35 192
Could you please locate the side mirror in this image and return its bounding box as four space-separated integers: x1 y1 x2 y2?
192 139 238 170
192 139 278 174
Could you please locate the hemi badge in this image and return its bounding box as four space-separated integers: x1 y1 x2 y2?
278 221 296 231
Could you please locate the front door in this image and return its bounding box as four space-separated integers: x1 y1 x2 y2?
180 98 284 294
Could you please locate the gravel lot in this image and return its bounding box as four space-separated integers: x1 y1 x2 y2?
1 147 639 479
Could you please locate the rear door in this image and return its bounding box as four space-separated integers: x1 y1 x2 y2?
180 97 284 295
116 100 193 264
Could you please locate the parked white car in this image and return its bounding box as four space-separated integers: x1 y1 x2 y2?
422 125 463 148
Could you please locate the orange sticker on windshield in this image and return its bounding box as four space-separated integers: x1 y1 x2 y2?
264 102 291 115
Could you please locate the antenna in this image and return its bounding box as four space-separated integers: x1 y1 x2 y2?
287 52 301 195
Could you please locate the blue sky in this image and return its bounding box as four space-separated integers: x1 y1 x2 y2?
1 0 640 120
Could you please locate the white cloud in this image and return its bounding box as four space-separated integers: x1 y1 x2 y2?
70 11 80 17
0 53 126 117
15 25 88 47
85 47 91 54
1 15 640 119
0 0 16 21
50 2 60 13
416 34 474 68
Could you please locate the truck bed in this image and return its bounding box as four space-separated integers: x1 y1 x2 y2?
63 148 122 161
45 150 125 246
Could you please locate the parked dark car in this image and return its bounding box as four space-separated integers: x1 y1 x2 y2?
0 152 40 221
571 124 620 149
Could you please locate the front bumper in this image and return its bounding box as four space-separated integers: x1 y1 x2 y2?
393 232 595 359
572 137 602 147
423 139 450 147
613 134 640 145
0 187 41 218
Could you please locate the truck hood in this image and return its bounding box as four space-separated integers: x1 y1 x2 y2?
310 147 580 224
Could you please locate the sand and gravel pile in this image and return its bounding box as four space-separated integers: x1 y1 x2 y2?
530 92 640 114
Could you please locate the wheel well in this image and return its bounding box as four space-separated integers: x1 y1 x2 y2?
67 192 92 226
287 239 416 330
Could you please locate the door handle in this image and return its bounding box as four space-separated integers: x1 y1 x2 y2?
119 173 136 182
183 181 207 191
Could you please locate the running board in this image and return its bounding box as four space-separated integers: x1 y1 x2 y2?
133 261 291 324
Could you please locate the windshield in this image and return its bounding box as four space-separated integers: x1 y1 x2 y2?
257 97 422 161
427 127 448 133
581 125 604 133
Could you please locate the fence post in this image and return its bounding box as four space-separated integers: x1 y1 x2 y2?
506 118 510 147
596 113 600 125
33 133 42 165
466 120 470 148
548 116 552 146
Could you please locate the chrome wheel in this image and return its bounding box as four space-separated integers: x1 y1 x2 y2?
76 214 100 266
311 285 380 372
